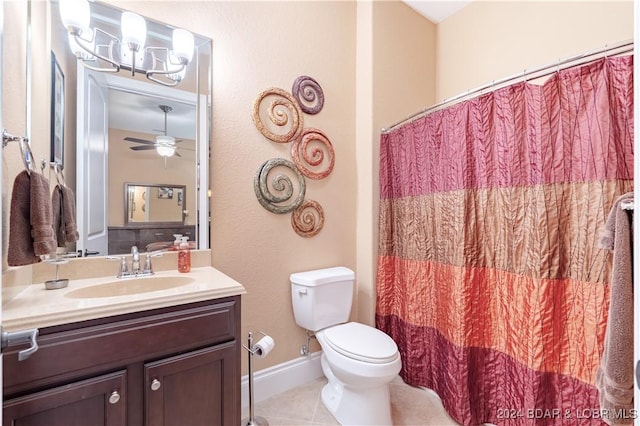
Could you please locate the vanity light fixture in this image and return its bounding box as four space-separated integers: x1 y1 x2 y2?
59 0 195 87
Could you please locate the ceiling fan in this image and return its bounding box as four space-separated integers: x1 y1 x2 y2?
124 105 191 157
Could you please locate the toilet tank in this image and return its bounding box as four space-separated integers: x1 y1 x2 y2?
290 266 355 332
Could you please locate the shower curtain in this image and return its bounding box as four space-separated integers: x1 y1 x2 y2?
376 56 634 425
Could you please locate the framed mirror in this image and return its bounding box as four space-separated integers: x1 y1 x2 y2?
125 183 187 226
44 0 212 256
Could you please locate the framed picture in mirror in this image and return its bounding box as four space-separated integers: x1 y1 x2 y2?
50 51 65 168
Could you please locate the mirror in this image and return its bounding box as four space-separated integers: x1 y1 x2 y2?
45 0 211 256
125 183 186 225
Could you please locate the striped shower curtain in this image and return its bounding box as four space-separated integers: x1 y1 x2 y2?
376 56 634 425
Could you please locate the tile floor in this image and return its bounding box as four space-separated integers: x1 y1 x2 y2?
242 375 461 426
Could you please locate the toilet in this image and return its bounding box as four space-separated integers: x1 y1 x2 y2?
290 267 401 426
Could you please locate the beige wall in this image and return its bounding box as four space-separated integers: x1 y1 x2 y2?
0 0 633 377
437 1 633 100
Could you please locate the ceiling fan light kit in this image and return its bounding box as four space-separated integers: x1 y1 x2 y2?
124 105 187 158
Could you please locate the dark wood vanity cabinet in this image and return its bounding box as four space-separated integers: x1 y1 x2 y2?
2 296 241 426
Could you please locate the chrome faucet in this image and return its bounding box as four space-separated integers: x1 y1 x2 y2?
107 246 163 279
131 246 140 274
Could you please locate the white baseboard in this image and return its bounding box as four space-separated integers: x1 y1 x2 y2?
241 352 323 409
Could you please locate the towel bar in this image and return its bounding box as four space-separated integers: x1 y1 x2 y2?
2 129 35 175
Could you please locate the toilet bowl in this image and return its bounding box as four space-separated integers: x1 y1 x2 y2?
316 322 402 425
290 267 402 426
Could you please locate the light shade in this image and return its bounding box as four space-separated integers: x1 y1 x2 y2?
172 28 194 64
59 0 90 34
156 135 176 157
156 145 176 157
121 12 146 50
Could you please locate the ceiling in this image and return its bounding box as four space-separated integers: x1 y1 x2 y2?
109 90 197 140
403 0 472 24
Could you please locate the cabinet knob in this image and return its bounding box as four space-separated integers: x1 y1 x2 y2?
151 379 161 391
108 391 120 404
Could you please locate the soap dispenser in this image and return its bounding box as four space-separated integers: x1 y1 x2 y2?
171 234 182 251
178 236 191 273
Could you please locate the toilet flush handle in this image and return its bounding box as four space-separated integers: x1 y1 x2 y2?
297 288 308 295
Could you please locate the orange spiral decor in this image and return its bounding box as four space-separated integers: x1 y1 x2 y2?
291 200 324 238
291 128 335 180
252 88 303 143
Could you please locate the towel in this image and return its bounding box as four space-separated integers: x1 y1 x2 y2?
30 171 57 257
7 171 56 265
596 191 634 425
7 171 39 266
52 184 79 246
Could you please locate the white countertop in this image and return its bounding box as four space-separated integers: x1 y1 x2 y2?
3 267 246 331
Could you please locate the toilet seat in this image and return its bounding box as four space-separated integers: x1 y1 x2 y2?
322 322 399 364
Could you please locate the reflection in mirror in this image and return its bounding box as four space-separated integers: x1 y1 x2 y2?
125 183 186 225
45 1 212 257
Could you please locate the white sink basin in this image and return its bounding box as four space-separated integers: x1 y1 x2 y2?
65 276 195 299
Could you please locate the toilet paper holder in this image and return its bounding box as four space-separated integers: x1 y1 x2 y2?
241 331 273 426
243 331 274 358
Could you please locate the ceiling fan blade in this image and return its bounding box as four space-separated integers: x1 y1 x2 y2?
130 145 157 151
124 137 155 145
174 151 183 157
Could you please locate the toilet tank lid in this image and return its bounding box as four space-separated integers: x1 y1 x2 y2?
290 266 354 286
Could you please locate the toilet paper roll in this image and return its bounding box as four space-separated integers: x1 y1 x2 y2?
252 335 275 358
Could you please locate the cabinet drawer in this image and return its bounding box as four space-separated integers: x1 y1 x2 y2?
139 229 175 241
3 298 238 396
108 229 137 241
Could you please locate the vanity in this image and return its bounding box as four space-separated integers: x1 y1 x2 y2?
1 267 245 426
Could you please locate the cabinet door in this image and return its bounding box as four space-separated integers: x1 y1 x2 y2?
145 342 238 426
3 370 126 426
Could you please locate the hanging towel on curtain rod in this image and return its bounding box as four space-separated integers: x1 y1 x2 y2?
382 39 633 134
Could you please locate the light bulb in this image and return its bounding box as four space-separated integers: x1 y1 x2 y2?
172 28 194 64
59 0 90 35
121 11 146 51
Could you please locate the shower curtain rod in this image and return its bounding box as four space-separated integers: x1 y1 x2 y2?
381 39 634 134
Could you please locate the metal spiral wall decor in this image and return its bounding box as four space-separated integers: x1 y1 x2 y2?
252 88 303 143
252 75 332 237
292 76 324 115
254 158 306 214
291 128 334 180
291 200 324 238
